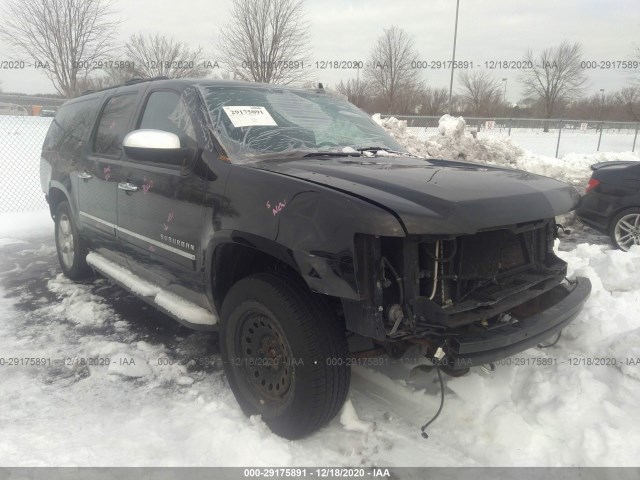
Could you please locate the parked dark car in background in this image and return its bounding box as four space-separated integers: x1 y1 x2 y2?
576 161 640 251
41 77 591 439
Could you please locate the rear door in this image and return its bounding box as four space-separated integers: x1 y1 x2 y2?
77 92 140 257
116 89 207 305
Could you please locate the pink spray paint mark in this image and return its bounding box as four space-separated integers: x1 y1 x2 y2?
163 211 174 231
271 200 287 216
142 177 154 194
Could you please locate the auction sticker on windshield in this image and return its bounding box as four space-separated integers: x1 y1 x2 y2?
222 106 278 127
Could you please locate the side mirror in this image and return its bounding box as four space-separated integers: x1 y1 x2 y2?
123 129 190 165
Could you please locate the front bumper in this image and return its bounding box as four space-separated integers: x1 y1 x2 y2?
443 277 591 368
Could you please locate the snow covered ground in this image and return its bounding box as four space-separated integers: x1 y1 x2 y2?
0 114 639 467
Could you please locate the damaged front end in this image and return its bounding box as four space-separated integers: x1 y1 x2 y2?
345 218 591 369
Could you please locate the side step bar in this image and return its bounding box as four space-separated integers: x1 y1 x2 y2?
86 252 218 331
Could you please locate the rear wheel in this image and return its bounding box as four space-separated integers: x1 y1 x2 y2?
609 207 640 251
54 201 91 279
220 272 350 439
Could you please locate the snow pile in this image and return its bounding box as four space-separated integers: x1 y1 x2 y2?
47 274 114 327
437 114 466 138
374 113 525 166
556 243 640 359
376 114 640 188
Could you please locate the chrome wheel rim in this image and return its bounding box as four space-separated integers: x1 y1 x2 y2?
614 213 640 251
57 214 75 269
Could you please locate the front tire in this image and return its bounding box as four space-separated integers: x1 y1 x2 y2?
54 201 91 279
220 272 350 439
609 207 640 251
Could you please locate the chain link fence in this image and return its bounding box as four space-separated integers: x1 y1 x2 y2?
1 111 639 213
0 115 52 213
381 115 640 158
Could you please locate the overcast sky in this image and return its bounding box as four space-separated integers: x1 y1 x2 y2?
0 0 638 102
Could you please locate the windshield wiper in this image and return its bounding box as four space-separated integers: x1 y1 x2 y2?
247 149 358 161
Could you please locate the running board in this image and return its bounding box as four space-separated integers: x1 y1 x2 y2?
86 252 218 330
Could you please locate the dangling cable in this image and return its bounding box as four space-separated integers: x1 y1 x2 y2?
538 330 562 349
421 366 445 439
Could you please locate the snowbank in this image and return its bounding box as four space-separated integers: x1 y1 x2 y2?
374 113 525 166
376 114 640 188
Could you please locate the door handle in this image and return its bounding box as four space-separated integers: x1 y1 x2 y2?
77 172 93 180
118 182 139 192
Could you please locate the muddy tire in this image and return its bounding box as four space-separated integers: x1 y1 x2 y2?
220 272 350 439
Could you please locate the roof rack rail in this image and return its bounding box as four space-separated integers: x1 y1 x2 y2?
78 76 171 97
124 76 169 85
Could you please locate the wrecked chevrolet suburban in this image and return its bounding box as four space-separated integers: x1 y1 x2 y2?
40 78 591 439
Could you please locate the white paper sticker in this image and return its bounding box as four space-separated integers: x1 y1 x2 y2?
222 106 278 128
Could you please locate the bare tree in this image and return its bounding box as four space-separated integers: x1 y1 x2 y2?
417 87 449 115
336 77 370 109
393 83 426 115
457 71 503 116
217 0 311 85
520 41 588 131
617 87 640 122
0 0 119 98
124 34 211 79
364 26 421 113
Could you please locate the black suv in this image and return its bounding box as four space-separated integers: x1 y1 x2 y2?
40 78 591 438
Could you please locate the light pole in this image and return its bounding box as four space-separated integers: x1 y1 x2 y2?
447 0 460 115
502 78 507 103
597 88 605 151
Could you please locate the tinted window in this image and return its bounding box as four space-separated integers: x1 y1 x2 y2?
93 94 138 156
43 98 100 153
139 91 197 147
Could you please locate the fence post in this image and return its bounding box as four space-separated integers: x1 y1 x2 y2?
508 118 512 137
597 122 604 151
555 120 563 158
633 123 639 152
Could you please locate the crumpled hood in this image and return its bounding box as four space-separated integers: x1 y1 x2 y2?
252 156 580 235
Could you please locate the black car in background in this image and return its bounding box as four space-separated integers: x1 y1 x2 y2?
576 161 640 251
41 77 591 439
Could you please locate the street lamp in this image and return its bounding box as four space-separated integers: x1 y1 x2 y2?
447 0 460 114
599 88 605 120
502 78 507 103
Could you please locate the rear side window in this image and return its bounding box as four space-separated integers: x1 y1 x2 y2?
139 91 197 147
43 98 100 153
93 94 138 156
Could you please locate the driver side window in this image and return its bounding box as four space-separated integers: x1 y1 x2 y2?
139 91 197 148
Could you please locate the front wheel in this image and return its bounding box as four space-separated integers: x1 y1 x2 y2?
609 207 640 251
54 201 92 279
220 272 350 439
